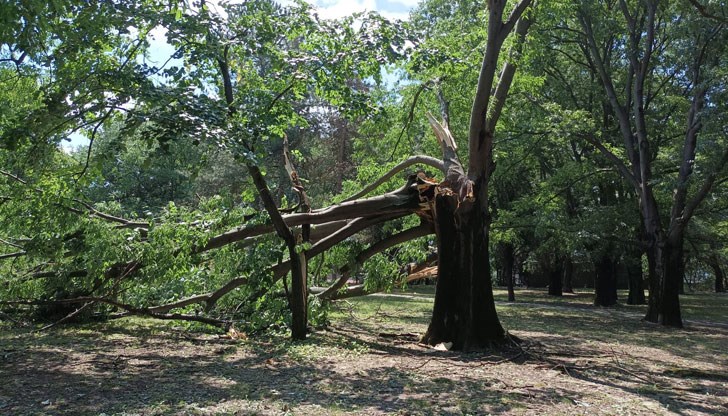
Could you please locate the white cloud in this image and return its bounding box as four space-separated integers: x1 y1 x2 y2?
312 0 377 20
386 0 421 7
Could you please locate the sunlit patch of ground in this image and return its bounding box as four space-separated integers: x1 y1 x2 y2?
1 288 726 415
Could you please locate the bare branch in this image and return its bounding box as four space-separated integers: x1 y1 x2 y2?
0 251 26 260
148 293 216 314
342 155 445 202
39 301 95 332
0 238 24 250
580 133 640 191
388 81 432 161
679 147 728 229
201 181 424 252
73 199 148 228
3 296 230 327
77 107 114 179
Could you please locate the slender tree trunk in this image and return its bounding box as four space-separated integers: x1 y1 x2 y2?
421 194 505 349
678 255 687 294
503 243 515 302
709 254 725 293
248 164 308 339
594 254 617 306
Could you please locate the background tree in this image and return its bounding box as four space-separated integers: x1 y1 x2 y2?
536 0 728 325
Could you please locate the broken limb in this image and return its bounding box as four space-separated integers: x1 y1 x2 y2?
317 222 434 300
343 155 445 202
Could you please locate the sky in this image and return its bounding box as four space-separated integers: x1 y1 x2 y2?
306 0 417 20
62 0 419 151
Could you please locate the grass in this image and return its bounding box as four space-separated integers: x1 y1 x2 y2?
0 287 726 415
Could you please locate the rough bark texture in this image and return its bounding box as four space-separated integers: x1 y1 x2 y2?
645 239 684 327
420 0 533 350
421 194 505 350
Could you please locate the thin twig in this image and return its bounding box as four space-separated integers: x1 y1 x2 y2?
38 301 95 332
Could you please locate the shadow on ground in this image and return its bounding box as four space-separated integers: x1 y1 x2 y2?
1 290 727 415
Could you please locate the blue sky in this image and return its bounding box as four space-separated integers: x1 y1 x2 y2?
62 0 418 151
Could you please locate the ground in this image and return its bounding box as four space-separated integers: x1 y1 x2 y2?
1 288 727 415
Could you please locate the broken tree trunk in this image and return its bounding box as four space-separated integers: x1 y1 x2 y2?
420 112 506 349
421 1 533 350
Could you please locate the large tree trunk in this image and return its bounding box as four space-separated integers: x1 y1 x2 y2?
421 194 505 350
421 0 533 350
594 254 617 306
646 238 684 327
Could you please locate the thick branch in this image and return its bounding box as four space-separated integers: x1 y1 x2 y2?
577 10 637 168
485 10 534 133
201 180 423 252
204 214 408 311
581 133 640 190
687 0 728 23
317 222 434 300
342 156 445 202
0 251 26 260
468 0 533 176
678 147 728 232
2 296 229 327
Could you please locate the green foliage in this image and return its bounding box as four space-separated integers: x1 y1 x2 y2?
2 0 728 339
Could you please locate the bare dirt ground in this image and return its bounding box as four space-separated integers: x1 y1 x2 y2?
1 289 727 415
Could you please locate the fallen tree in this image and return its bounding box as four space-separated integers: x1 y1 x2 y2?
1 0 537 351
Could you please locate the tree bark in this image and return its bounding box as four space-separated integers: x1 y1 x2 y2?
421 193 505 349
548 261 563 297
594 254 617 307
563 257 574 294
247 164 308 340
625 247 646 305
420 0 533 350
503 243 516 302
709 254 725 293
646 237 684 327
